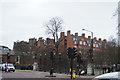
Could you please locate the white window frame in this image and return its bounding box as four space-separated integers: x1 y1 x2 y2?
73 38 75 41
83 42 86 45
74 41 77 44
89 44 91 46
93 44 96 47
79 41 82 45
96 44 99 47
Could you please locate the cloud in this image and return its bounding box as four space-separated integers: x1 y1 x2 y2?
0 1 118 49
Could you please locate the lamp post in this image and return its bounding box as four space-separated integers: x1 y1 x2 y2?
82 29 94 75
118 31 120 64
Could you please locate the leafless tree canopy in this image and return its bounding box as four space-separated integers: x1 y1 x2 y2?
45 17 63 42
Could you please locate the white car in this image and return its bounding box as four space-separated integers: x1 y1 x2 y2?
93 72 120 80
2 63 15 72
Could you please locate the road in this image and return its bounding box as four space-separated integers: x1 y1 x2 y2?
2 70 69 78
1 70 95 80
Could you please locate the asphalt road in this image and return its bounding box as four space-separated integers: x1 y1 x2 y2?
1 70 95 80
2 70 69 78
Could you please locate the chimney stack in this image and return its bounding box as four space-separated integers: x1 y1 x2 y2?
67 30 71 35
103 39 107 42
60 32 65 37
94 37 97 40
99 38 102 41
82 33 85 38
88 36 91 39
75 33 78 36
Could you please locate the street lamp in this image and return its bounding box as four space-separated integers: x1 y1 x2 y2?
118 31 120 64
82 29 94 75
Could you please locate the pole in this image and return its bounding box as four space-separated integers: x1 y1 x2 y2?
91 32 94 75
44 54 46 72
118 34 120 64
82 29 94 75
70 58 73 79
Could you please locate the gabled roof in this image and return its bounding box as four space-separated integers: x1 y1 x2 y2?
71 34 81 44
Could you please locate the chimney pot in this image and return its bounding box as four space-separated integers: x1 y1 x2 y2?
60 32 65 37
88 36 91 39
94 37 97 40
67 30 71 34
99 38 101 41
75 33 78 36
103 39 107 42
82 33 85 37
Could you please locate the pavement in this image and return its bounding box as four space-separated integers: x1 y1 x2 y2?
67 74 97 78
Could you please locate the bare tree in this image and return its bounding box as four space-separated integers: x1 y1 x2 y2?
45 17 63 54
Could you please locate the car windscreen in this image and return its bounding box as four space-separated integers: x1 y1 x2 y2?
7 64 13 67
3 64 13 67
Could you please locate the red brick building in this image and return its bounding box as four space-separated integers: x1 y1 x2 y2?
0 46 15 64
58 30 107 52
65 30 107 50
58 30 108 66
13 30 108 68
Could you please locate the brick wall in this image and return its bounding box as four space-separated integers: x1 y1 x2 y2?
66 30 74 48
2 54 15 64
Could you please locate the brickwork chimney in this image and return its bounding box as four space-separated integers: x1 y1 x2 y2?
88 36 91 39
82 33 85 38
94 37 97 40
60 32 65 37
29 38 37 45
75 33 78 36
39 37 43 40
103 39 107 42
99 38 102 41
67 30 71 35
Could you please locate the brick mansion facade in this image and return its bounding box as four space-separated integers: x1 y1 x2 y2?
13 30 108 66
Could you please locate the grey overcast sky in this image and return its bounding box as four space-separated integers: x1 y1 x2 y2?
0 0 119 49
